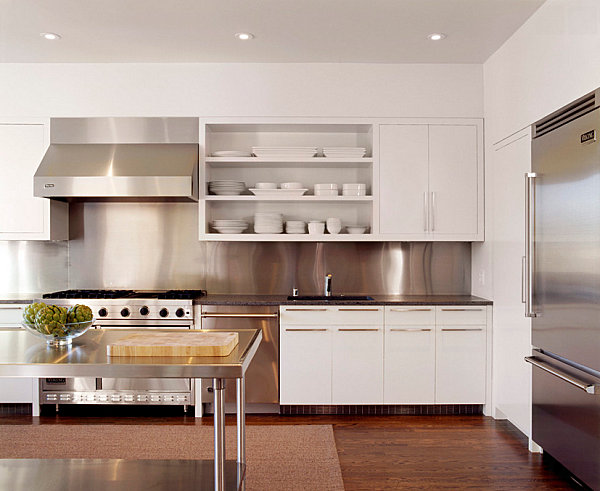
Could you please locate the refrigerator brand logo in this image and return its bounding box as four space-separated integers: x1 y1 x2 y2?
44 183 55 188
580 130 596 144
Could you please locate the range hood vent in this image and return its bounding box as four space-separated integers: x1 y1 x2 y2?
33 118 199 202
533 90 598 139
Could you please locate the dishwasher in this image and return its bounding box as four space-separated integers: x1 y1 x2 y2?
200 305 279 413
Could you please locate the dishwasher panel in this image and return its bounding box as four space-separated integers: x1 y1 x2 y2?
200 305 279 412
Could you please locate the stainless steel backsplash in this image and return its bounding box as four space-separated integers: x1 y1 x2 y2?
0 241 68 294
66 203 470 295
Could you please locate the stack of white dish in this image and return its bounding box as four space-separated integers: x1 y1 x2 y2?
254 213 283 234
252 147 318 158
211 219 248 234
322 147 367 158
314 183 338 196
208 181 245 195
211 150 252 157
342 183 367 196
285 221 306 234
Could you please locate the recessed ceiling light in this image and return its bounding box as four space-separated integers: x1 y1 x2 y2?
235 32 254 41
40 32 61 41
427 33 446 41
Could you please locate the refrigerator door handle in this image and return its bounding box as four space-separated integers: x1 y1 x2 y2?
525 172 538 317
521 256 526 304
525 356 599 395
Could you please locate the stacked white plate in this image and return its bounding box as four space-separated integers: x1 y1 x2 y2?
342 183 367 196
314 183 338 196
208 181 245 195
254 213 283 234
211 219 248 234
322 147 367 158
252 147 318 158
285 221 306 234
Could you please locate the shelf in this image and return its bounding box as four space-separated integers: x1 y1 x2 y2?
205 157 373 168
201 233 377 242
204 195 373 202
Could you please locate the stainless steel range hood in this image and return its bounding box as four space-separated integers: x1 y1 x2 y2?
34 118 199 202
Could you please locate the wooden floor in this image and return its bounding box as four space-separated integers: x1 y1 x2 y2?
0 408 581 490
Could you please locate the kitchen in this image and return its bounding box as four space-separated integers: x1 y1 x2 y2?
0 0 599 489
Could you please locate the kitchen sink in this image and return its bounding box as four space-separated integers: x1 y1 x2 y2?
286 295 375 301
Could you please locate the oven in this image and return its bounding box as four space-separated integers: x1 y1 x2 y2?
37 289 205 409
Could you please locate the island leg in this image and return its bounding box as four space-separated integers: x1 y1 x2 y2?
236 377 246 489
213 378 225 491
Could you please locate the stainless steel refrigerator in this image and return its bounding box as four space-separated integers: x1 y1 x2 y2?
525 88 600 489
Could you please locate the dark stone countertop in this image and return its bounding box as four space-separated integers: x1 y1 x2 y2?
197 294 492 306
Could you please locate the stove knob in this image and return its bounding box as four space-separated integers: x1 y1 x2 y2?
139 306 150 316
120 308 130 317
98 308 108 317
159 308 169 318
175 308 185 318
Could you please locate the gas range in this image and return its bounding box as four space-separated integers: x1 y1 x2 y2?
39 289 206 323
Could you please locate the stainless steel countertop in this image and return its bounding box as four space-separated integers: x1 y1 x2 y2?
0 328 262 379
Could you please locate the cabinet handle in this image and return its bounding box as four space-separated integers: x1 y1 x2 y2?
285 328 327 332
338 328 379 332
390 328 431 332
441 328 483 332
201 313 278 318
440 308 483 312
284 308 328 312
0 307 21 310
430 191 436 232
389 308 432 312
423 191 428 231
337 308 380 312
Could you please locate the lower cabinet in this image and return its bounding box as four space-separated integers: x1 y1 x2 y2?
280 304 488 406
0 304 35 404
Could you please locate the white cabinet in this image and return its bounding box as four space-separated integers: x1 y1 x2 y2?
0 304 35 404
379 121 483 241
280 306 383 404
383 307 436 404
435 307 487 404
0 121 68 240
200 120 375 241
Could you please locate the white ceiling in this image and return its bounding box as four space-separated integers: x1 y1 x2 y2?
0 0 546 63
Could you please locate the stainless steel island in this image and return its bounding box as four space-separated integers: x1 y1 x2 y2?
0 328 262 491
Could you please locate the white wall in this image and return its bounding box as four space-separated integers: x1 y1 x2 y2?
0 63 482 118
475 0 600 439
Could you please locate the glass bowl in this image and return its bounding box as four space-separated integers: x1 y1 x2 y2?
22 319 94 346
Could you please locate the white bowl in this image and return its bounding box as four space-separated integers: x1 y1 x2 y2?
280 182 303 189
314 189 338 196
342 183 367 189
255 182 277 190
314 183 338 190
346 226 368 234
308 222 325 234
342 189 367 196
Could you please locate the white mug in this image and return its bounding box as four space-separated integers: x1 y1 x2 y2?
308 221 325 234
326 218 342 234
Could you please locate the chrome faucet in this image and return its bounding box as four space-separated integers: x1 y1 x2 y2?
324 273 333 297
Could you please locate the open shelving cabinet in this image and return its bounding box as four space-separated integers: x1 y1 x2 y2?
199 120 379 241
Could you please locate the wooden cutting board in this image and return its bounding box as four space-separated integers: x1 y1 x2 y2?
106 331 239 357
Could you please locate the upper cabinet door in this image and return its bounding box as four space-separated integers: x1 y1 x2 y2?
379 125 429 235
428 124 480 237
0 122 68 240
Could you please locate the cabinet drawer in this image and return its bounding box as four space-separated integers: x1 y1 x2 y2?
385 306 435 325
280 306 383 325
0 305 23 326
436 306 486 325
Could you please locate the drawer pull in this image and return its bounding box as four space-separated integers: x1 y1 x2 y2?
441 328 483 332
525 356 599 395
390 308 432 312
390 328 432 332
201 313 278 318
285 328 327 332
338 328 379 332
0 307 21 310
337 308 380 312
441 308 484 312
284 308 328 312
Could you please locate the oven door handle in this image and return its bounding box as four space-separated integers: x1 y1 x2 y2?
201 313 278 318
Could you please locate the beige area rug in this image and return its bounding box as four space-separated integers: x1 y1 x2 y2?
0 424 344 490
